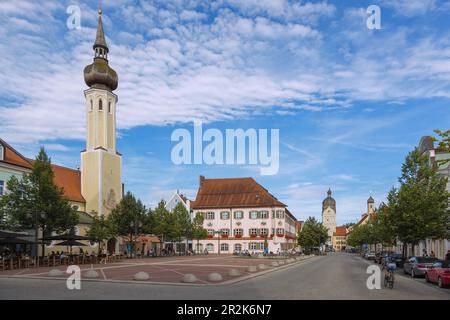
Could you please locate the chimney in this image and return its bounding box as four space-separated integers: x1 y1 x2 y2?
200 175 205 187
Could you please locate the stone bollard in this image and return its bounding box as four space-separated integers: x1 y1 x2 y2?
228 269 241 277
247 266 257 272
134 272 150 281
84 269 100 279
182 273 197 283
258 264 267 270
48 269 64 277
207 273 223 282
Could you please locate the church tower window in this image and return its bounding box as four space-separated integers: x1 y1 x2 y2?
99 99 103 111
90 100 93 111
108 102 112 113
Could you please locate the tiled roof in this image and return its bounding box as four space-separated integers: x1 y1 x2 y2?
28 160 85 204
191 176 286 209
1 139 85 204
334 226 347 237
0 138 33 169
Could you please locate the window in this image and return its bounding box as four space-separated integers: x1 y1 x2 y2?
0 180 4 196
206 212 215 220
234 244 242 252
276 210 284 219
234 228 243 236
234 211 243 219
260 228 269 236
221 228 229 236
108 102 112 113
220 211 230 220
220 243 229 252
249 242 261 250
276 228 284 235
207 229 215 236
206 243 214 252
249 211 258 219
99 99 103 111
271 228 275 235
249 228 258 236
0 144 3 161
260 210 269 219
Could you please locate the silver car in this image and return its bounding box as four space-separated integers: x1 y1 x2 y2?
403 256 439 277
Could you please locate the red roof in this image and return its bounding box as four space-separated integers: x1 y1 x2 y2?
334 226 347 237
191 176 286 209
0 138 33 169
28 160 85 204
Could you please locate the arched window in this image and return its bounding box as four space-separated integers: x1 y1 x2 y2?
234 243 242 253
98 99 103 111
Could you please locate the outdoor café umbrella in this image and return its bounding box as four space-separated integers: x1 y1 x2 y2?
42 234 93 241
0 230 31 239
55 240 87 254
0 237 33 245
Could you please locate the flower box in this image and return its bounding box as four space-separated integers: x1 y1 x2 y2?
250 234 257 238
221 234 228 238
235 235 242 238
207 235 213 238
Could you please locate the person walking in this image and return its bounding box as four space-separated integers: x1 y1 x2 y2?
445 249 450 262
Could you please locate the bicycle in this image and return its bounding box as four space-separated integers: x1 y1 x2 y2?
384 262 396 289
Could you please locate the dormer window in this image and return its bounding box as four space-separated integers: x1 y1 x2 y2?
0 143 4 161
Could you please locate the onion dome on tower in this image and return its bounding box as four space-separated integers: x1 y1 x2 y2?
83 7 118 91
322 188 336 212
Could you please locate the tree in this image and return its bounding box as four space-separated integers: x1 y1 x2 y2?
172 202 192 253
0 148 78 257
433 129 450 165
151 200 176 253
191 212 207 253
86 212 115 254
390 148 450 258
297 217 328 251
108 192 147 255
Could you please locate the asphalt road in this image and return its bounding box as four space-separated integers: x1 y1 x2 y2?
0 252 448 300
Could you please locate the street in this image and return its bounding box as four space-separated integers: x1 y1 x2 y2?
0 253 448 300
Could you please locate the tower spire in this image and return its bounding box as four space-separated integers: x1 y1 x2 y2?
94 1 108 58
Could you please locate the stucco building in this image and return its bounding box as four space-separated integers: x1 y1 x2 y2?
191 176 297 254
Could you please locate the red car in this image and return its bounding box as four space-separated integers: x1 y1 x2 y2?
425 260 450 288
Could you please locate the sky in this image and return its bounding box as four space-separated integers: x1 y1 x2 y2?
1 0 450 224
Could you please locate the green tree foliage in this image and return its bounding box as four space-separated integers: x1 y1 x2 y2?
151 200 176 245
0 148 78 256
192 213 207 252
108 191 147 247
87 212 115 252
391 149 450 256
297 217 328 250
433 129 450 165
172 202 192 251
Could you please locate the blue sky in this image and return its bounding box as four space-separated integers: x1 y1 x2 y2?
1 0 450 224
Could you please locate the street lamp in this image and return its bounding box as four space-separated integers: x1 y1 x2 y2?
129 218 142 258
215 230 222 255
26 211 47 263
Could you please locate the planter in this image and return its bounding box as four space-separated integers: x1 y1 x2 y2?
250 235 257 238
207 235 213 238
235 235 242 238
221 235 228 238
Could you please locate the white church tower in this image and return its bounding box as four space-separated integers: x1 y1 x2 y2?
81 5 122 217
322 188 337 243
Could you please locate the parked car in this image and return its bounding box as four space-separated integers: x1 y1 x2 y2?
375 251 393 264
366 251 376 260
425 260 450 288
403 256 440 277
382 253 405 268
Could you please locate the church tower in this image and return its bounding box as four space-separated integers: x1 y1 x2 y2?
367 196 375 214
322 188 337 241
81 6 122 216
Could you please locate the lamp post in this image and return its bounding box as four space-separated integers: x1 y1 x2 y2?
26 211 47 263
215 230 222 255
129 217 142 258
